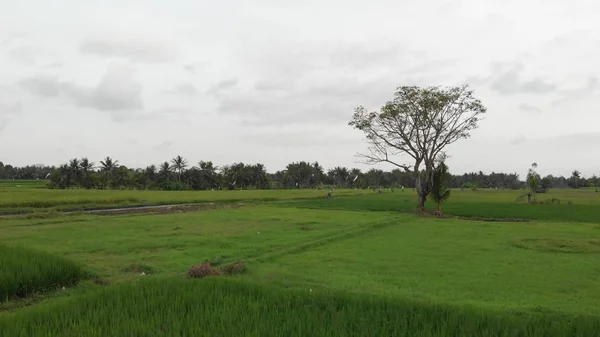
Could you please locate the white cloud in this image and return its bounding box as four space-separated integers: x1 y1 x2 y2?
78 36 178 63
0 0 599 175
19 64 143 120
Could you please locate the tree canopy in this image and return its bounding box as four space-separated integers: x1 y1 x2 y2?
350 84 486 210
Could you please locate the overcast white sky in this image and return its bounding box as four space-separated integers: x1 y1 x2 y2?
1 0 599 178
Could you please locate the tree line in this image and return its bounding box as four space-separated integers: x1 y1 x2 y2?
0 159 597 191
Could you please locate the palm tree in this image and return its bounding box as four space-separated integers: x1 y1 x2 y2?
99 156 119 172
79 158 95 171
253 163 266 189
99 156 119 189
79 157 95 189
431 161 451 215
56 164 72 188
197 161 217 189
171 155 188 182
69 158 80 186
312 161 324 188
159 161 172 179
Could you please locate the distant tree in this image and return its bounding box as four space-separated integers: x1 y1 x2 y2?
590 175 599 189
171 155 188 182
79 157 95 189
540 175 553 191
159 161 172 178
69 158 81 186
251 163 268 189
350 84 486 211
430 161 451 215
99 156 119 189
312 161 324 188
526 163 541 202
349 168 362 188
568 170 583 189
197 161 218 189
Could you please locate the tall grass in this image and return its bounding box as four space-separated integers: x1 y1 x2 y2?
1 277 598 336
0 245 85 301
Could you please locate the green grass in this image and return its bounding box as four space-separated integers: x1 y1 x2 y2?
1 188 600 335
2 277 598 337
0 188 361 214
0 207 399 279
285 189 600 222
0 245 85 302
0 180 47 189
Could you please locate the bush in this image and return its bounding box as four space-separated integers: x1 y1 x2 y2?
0 245 85 301
220 262 247 276
187 263 220 278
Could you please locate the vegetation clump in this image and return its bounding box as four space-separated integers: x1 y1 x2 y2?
0 245 85 301
220 262 248 276
187 263 221 278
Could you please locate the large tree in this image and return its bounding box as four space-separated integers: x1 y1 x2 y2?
349 85 486 210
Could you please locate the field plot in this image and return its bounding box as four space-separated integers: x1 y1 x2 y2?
0 184 363 214
1 187 600 336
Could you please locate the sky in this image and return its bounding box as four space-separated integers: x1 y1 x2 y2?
0 0 599 178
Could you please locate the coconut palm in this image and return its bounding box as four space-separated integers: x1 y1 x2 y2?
99 156 119 189
171 155 188 182
99 157 119 172
430 161 451 215
79 157 95 189
197 161 218 189
79 158 95 172
159 161 172 178
69 158 81 186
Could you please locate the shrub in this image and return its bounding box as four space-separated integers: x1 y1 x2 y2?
187 263 220 278
0 245 85 301
220 262 247 276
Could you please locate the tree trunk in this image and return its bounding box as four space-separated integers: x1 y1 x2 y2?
414 164 432 212
417 192 426 211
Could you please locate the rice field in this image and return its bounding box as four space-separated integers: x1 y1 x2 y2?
1 185 599 336
0 245 85 302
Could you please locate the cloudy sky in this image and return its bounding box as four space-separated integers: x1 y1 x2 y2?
1 0 599 178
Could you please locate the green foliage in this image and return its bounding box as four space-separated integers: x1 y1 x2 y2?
430 162 451 214
460 182 478 191
526 163 541 196
569 170 587 189
0 245 85 301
